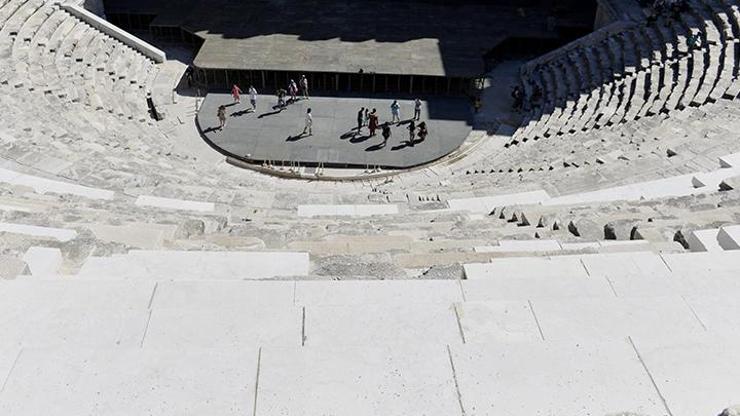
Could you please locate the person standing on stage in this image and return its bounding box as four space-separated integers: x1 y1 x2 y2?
231 84 242 104
368 108 379 136
302 108 313 136
390 100 401 123
289 79 298 103
381 123 392 146
217 105 227 130
357 107 365 132
277 88 287 108
416 121 428 145
414 98 422 120
248 86 258 111
300 75 309 99
407 120 416 143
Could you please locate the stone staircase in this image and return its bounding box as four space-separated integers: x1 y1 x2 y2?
0 249 739 415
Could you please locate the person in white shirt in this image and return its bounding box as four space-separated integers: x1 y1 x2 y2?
302 108 313 136
300 75 309 99
414 98 422 120
248 86 258 111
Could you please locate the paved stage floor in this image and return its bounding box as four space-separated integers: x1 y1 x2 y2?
197 93 473 169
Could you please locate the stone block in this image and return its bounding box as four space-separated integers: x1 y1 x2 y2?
22 247 62 277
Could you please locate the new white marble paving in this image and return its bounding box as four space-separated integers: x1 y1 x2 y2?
0 167 115 200
683 294 740 335
294 279 463 306
0 279 155 312
632 337 740 416
153 280 295 309
461 273 614 301
474 239 561 253
134 195 215 212
78 250 310 279
450 340 667 416
304 303 462 347
0 280 154 348
0 348 257 416
0 304 150 349
667 270 740 296
297 204 400 217
544 174 697 206
464 255 589 280
455 301 542 343
142 306 303 348
257 345 460 416
0 222 77 242
0 349 20 394
661 250 740 276
531 295 707 342
447 189 551 213
579 252 676 297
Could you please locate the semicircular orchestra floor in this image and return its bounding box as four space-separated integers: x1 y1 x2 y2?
196 93 473 169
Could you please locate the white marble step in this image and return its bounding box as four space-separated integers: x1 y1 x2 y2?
717 224 740 250
686 228 724 252
76 250 310 280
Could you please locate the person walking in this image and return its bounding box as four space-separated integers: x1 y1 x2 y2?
302 108 313 136
300 75 309 99
231 84 242 103
248 86 258 111
390 100 401 123
381 123 392 146
277 88 287 108
217 105 227 130
357 107 365 132
368 108 379 136
416 121 428 145
407 120 416 143
289 79 298 103
414 98 422 121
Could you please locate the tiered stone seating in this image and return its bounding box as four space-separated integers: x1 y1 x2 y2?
1 2 740 412
513 0 740 146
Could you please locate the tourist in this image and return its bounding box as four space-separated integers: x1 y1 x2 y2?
381 123 392 146
231 84 242 103
289 79 298 103
416 121 428 145
277 88 287 108
368 109 379 136
414 98 422 121
300 75 309 99
408 120 416 143
390 100 401 123
248 86 258 111
357 107 365 132
217 105 227 130
302 108 313 136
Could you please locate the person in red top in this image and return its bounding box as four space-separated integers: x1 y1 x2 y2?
368 108 379 136
231 84 243 103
